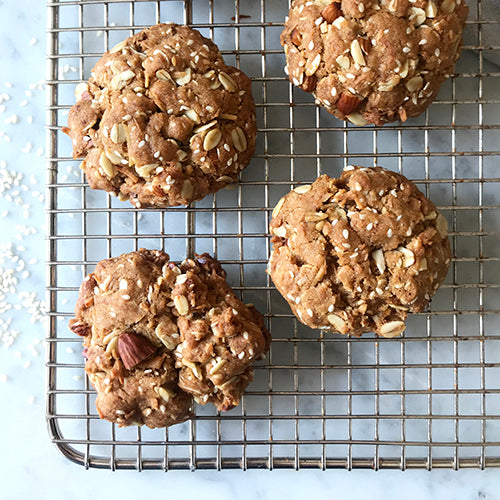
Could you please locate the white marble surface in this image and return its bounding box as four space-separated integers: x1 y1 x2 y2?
1 0 500 498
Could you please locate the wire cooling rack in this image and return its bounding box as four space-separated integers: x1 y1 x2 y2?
46 0 500 470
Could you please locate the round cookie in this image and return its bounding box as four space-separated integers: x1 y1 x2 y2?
268 166 451 337
281 0 468 125
64 23 257 208
70 249 270 428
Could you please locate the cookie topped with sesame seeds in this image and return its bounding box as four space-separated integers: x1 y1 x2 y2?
63 23 257 208
70 249 270 428
268 166 451 337
281 0 468 126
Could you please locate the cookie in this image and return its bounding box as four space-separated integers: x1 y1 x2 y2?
268 166 451 337
70 249 270 428
281 0 468 125
63 23 257 208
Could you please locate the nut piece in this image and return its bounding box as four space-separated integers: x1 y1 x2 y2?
379 321 406 338
69 320 90 337
372 248 386 274
290 27 302 46
174 295 189 316
301 75 317 92
337 93 361 116
117 332 157 369
231 127 247 152
321 2 342 23
327 313 348 334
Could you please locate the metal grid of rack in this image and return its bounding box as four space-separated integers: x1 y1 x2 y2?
46 0 500 469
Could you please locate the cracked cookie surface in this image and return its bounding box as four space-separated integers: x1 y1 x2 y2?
281 0 468 125
64 23 257 208
70 249 270 428
269 166 451 337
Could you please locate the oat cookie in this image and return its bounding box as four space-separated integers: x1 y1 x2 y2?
269 166 451 337
281 0 468 125
70 249 270 428
64 23 257 208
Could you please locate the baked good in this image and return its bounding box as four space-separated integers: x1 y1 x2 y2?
268 166 451 337
63 23 257 208
70 249 270 428
280 0 468 125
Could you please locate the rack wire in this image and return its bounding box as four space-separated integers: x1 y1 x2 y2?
46 0 500 470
